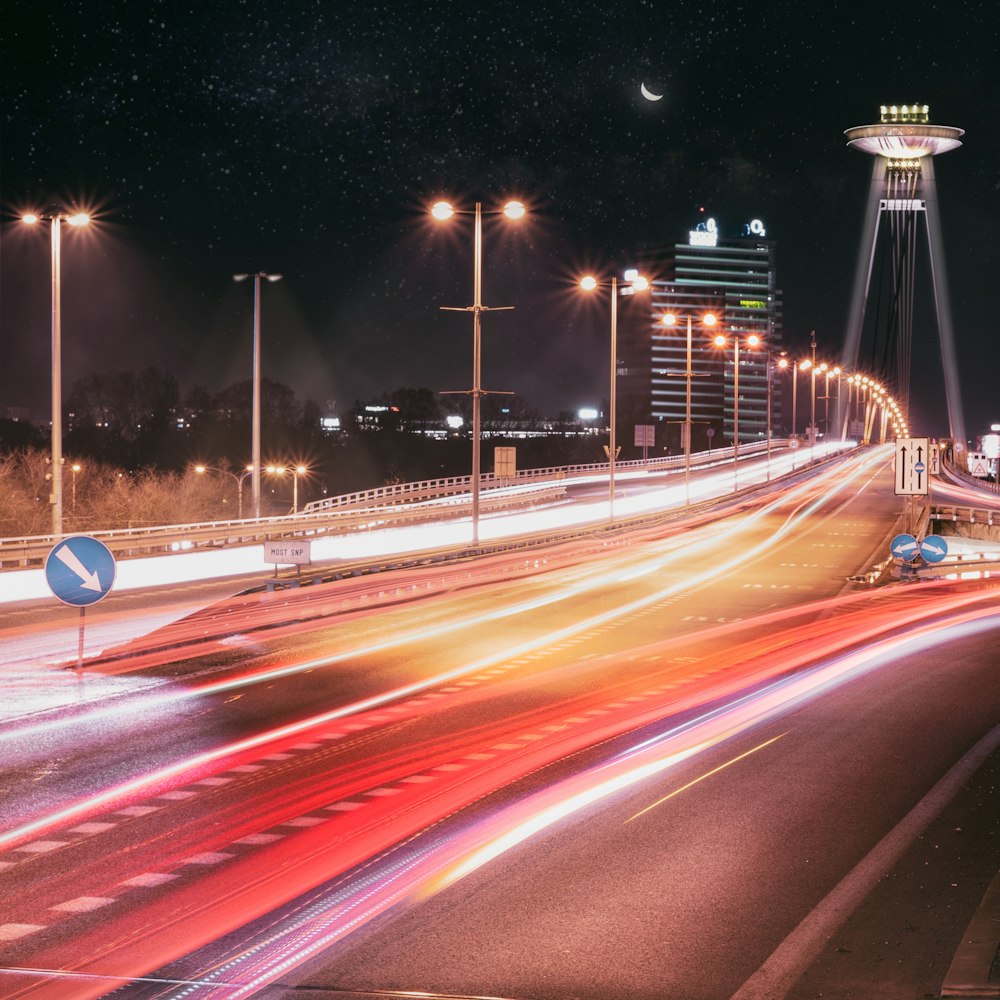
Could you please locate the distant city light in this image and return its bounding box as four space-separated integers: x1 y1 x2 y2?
446 415 464 429
578 408 599 420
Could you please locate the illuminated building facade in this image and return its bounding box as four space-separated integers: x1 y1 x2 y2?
620 218 783 453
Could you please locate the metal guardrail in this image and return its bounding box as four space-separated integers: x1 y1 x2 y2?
941 455 1000 494
1 436 820 571
0 484 567 570
299 439 783 514
930 506 1000 527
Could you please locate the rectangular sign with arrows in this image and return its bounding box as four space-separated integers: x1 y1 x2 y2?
895 436 931 496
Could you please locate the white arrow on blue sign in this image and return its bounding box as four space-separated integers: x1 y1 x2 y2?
919 534 949 563
890 533 919 561
44 535 117 607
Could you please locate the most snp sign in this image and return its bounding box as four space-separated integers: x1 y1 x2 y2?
894 436 931 496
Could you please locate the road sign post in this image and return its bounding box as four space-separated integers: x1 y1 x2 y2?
44 535 117 671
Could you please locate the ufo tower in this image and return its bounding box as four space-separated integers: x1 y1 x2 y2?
842 104 966 444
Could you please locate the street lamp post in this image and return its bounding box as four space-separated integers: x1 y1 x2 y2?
432 199 525 546
714 332 760 490
580 272 649 520
22 209 91 539
70 463 82 513
265 464 308 514
661 310 717 504
233 271 282 519
195 464 254 519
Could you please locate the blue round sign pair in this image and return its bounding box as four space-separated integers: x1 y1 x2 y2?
44 535 117 607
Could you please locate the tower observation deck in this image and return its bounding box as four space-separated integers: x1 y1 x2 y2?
842 104 966 445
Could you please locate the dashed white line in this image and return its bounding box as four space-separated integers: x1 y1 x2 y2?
14 840 66 853
119 872 179 887
281 816 327 827
68 822 116 834
114 805 162 816
180 851 233 865
0 924 45 941
51 896 116 913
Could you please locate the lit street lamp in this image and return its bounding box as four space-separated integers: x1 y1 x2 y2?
70 463 82 513
713 331 761 490
233 271 283 519
266 464 308 514
579 271 649 520
21 209 91 539
431 198 526 546
661 310 717 504
195 464 254 519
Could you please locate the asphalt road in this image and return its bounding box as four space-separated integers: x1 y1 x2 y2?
2 446 998 999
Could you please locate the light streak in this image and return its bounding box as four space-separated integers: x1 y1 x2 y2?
0 446 887 747
0 441 863 605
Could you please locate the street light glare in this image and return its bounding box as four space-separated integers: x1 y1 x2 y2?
431 201 455 221
266 273 283 282
66 212 91 227
631 275 649 292
233 273 249 282
713 334 727 348
502 200 526 220
661 312 677 326
22 213 39 225
747 334 761 347
579 275 598 292
703 312 718 327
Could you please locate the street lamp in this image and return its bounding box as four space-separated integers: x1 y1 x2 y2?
661 310 717 503
431 198 526 546
712 331 761 490
70 463 82 513
233 271 283 519
264 464 308 514
579 271 649 520
195 463 254 519
21 208 91 538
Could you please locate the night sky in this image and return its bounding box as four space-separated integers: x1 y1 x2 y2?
2 1 998 437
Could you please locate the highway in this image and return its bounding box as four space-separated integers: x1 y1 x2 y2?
1 445 999 999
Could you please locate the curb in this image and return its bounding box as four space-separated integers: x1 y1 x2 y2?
941 867 1000 997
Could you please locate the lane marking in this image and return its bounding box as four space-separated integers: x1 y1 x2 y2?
0 924 45 940
51 896 116 913
626 733 788 824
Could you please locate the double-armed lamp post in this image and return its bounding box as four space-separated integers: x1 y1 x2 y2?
712 331 761 490
21 209 91 539
579 272 649 521
431 198 526 546
661 310 717 504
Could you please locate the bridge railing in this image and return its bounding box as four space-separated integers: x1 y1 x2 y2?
0 438 792 569
941 454 1000 494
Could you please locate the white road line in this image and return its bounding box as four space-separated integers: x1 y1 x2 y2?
114 805 162 816
51 896 116 912
0 924 46 940
68 822 116 834
234 833 284 845
119 872 179 887
14 840 66 853
180 851 233 865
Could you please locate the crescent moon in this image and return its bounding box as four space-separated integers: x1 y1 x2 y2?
640 82 663 102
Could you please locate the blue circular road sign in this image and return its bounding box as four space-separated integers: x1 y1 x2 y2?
890 533 919 561
44 535 117 607
919 534 949 564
